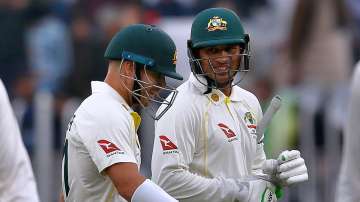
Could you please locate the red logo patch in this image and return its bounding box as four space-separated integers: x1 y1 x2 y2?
97 139 120 154
218 123 236 138
159 136 178 151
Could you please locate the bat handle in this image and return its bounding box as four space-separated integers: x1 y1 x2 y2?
256 95 282 143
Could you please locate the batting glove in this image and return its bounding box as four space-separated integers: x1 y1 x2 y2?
263 150 308 187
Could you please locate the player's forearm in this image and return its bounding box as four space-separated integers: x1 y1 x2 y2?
251 143 267 175
153 167 250 202
131 179 177 202
59 192 65 202
106 162 177 202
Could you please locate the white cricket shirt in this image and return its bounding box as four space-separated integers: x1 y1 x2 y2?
62 81 141 202
152 74 266 202
336 62 360 202
0 80 39 202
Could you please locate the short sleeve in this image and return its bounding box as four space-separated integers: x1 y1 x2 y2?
75 109 138 173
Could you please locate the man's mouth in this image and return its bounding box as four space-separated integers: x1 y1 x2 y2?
214 66 230 74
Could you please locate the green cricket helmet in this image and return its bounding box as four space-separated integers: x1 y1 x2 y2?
104 24 183 80
187 8 251 91
104 24 182 120
189 7 248 48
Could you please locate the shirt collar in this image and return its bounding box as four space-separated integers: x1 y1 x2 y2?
189 73 243 104
91 81 131 110
189 73 208 93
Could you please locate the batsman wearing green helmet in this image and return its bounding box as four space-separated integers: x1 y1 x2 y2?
152 8 308 202
61 24 182 202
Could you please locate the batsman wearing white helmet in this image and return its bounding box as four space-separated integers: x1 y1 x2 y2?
151 8 308 202
61 24 183 202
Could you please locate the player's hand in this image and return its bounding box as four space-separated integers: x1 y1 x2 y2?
277 150 308 186
263 150 308 186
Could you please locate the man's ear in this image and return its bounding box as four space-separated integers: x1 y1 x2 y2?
121 60 136 77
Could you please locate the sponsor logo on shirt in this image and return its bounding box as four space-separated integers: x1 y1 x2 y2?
159 135 178 154
218 123 238 142
97 139 124 157
244 112 257 134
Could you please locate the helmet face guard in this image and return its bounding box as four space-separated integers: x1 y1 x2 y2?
104 24 183 120
187 8 251 91
187 35 251 90
118 58 178 120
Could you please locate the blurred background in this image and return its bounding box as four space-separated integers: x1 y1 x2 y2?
0 0 359 201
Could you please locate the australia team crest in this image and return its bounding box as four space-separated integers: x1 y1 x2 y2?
207 16 227 31
244 111 257 134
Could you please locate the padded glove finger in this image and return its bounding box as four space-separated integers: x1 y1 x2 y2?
285 173 309 185
277 150 300 164
277 158 305 173
278 164 307 180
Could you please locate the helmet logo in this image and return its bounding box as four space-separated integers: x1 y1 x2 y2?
172 51 177 65
207 16 227 31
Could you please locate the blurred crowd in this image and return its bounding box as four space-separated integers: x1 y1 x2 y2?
0 0 359 201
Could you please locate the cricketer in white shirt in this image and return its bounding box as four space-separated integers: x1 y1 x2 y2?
62 81 141 202
62 23 182 202
152 7 308 202
0 79 40 202
336 61 360 202
152 74 274 202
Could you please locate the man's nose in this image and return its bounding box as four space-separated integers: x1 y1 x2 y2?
216 51 230 63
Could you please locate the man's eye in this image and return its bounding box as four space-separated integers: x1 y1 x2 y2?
227 47 237 53
208 48 218 53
